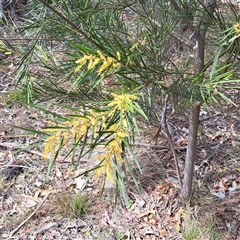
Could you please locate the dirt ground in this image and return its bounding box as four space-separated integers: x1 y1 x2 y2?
0 61 240 240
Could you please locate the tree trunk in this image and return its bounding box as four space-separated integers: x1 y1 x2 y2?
181 104 200 199
0 0 3 19
181 0 217 200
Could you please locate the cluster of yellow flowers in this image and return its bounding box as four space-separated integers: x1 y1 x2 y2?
107 93 138 115
75 36 147 75
43 93 138 181
93 122 129 182
234 23 240 35
43 117 92 160
75 50 121 75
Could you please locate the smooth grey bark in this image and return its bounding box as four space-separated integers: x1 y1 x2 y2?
181 0 217 200
181 104 200 199
0 0 3 19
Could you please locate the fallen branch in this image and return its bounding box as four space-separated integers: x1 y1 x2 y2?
33 222 58 236
9 192 51 237
0 142 43 157
131 143 205 150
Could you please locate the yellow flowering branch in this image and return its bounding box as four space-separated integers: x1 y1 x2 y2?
107 93 138 117
75 37 147 74
43 117 92 159
75 50 121 74
43 93 140 182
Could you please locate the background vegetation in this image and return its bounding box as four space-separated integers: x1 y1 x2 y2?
0 0 240 239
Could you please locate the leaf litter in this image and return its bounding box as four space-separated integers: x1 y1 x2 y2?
1 63 240 239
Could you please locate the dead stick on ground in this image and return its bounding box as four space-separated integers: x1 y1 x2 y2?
0 142 43 157
9 192 51 237
161 95 183 188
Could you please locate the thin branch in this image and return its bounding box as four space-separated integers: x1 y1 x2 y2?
37 0 116 58
9 192 51 237
200 105 240 122
130 4 194 50
170 32 195 50
0 142 43 157
148 16 195 50
151 124 162 148
161 95 182 188
1 164 30 170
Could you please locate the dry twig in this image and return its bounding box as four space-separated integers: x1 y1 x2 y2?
0 142 43 157
9 192 51 237
161 95 182 188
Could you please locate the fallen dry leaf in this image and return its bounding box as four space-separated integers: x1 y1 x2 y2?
136 210 155 219
174 207 185 232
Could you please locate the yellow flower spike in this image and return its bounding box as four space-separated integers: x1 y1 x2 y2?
76 50 121 75
108 93 138 113
82 121 91 135
106 109 115 118
92 132 126 182
63 131 69 149
130 43 138 52
234 23 240 35
75 54 96 72
91 117 98 131
5 51 12 55
141 36 147 46
127 55 133 65
109 123 120 132
97 61 110 74
122 119 128 127
65 117 91 141
88 110 101 130
116 51 121 61
111 62 121 71
75 59 87 72
71 128 76 139
97 50 106 60
43 135 59 159
75 54 90 64
76 57 84 64
93 160 115 183
102 115 107 128
116 130 129 138
89 109 99 118
88 57 100 70
108 138 124 161
106 165 115 182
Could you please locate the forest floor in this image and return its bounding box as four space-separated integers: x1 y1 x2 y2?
0 59 240 240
